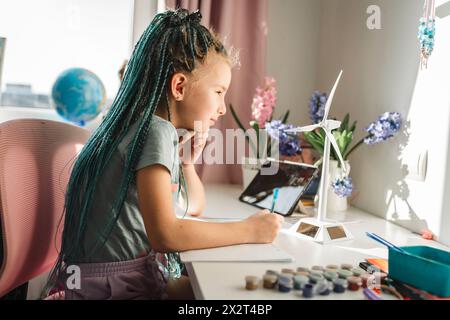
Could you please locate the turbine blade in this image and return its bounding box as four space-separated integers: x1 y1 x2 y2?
324 129 347 174
284 124 321 133
323 70 343 121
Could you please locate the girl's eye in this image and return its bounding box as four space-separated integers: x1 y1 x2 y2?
216 91 223 95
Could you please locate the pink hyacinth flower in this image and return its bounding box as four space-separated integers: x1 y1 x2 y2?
251 77 277 128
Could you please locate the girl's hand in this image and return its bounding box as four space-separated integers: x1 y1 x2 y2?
245 209 284 243
178 130 209 166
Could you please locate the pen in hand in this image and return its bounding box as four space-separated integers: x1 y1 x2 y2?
270 188 280 213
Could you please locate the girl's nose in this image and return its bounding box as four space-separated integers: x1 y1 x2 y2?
218 102 227 116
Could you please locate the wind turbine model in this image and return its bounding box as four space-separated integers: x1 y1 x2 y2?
285 70 353 244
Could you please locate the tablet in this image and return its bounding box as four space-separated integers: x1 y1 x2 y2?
239 159 319 216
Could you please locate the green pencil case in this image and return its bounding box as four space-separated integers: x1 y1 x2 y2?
388 246 450 297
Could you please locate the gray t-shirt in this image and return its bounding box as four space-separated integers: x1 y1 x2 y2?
81 115 181 265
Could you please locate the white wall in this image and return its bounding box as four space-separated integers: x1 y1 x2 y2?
266 0 322 126
430 0 450 246
313 0 450 244
132 0 159 46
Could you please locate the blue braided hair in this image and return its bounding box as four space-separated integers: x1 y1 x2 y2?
43 8 229 296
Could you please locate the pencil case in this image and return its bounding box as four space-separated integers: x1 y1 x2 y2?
388 245 450 297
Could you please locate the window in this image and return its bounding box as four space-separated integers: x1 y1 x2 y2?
0 0 134 108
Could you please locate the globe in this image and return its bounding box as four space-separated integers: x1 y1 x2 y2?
51 68 106 125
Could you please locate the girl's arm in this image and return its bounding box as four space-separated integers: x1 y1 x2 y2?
136 164 282 253
176 130 207 216
178 163 205 216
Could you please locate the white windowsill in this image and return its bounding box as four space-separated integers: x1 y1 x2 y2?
0 106 101 132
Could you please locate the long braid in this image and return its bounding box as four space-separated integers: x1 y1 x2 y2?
67 28 172 261
43 8 232 297
89 39 173 256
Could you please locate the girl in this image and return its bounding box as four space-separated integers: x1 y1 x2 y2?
44 8 283 300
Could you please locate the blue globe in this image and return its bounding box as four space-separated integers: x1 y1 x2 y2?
51 68 106 125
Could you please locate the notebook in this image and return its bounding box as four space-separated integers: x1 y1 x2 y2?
180 243 294 262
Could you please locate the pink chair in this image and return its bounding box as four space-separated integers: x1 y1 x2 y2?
0 119 90 298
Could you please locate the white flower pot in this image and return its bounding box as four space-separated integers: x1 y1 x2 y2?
327 160 351 213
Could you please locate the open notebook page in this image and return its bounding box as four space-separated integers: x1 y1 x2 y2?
180 243 294 262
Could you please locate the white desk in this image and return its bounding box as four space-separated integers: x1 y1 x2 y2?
183 184 450 300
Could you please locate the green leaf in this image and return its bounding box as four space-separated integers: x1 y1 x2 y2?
314 131 325 146
309 139 324 151
281 110 290 124
229 104 246 131
304 131 324 155
249 121 261 158
340 113 350 132
349 120 357 133
267 135 272 157
341 131 353 156
316 128 326 140
306 119 355 161
304 131 321 144
303 131 314 144
333 131 344 154
309 141 325 155
332 129 354 161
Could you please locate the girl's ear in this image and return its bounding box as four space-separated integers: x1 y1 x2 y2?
171 72 188 101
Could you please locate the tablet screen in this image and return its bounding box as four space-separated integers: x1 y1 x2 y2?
239 160 318 216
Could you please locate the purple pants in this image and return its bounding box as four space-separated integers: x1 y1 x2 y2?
61 253 168 300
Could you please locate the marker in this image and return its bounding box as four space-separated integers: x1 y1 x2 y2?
270 188 280 213
366 232 406 253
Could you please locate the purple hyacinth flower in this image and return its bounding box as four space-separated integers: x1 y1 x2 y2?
331 176 353 198
309 91 328 124
364 112 402 145
265 120 302 157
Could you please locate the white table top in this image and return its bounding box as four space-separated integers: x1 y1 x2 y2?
183 184 450 300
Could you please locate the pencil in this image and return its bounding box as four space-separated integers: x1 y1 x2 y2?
270 188 280 213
